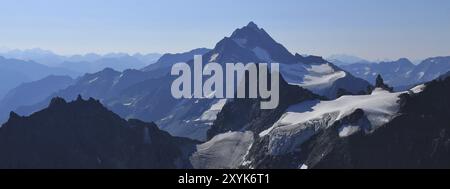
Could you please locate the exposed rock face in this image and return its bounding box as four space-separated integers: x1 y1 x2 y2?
374 74 394 92
311 77 450 169
208 75 321 140
11 22 370 141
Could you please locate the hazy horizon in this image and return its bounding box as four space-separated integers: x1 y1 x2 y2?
0 46 434 63
1 0 449 61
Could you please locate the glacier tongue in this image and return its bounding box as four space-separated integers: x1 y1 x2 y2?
260 88 404 155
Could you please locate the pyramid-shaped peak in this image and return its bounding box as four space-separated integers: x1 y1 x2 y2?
246 21 259 29
213 22 296 63
231 22 270 40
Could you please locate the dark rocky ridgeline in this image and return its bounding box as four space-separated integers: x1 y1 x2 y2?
208 74 322 140
248 76 450 169
0 96 198 169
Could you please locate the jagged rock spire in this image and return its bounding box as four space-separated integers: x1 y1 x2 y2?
76 94 83 101
8 111 21 121
375 74 393 92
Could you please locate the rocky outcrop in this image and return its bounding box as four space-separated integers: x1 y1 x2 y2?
0 96 198 169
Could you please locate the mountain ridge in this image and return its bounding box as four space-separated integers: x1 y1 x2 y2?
0 96 198 169
341 56 450 89
9 22 371 141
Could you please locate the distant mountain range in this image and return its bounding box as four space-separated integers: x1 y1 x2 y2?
0 50 163 121
0 48 161 65
58 55 151 74
0 48 162 73
0 56 78 99
326 54 371 65
340 57 450 90
0 75 74 122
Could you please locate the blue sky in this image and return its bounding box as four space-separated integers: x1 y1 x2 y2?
0 0 449 60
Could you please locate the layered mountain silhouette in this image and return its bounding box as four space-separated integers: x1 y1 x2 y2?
0 48 161 70
12 67 160 120
0 75 74 123
340 56 450 90
142 48 211 72
0 22 450 169
3 73 450 168
0 56 78 99
58 55 147 73
9 22 370 141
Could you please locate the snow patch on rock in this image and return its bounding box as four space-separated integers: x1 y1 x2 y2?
195 99 227 122
88 77 98 84
301 71 346 89
409 84 426 94
209 53 219 62
338 125 361 138
418 72 425 79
